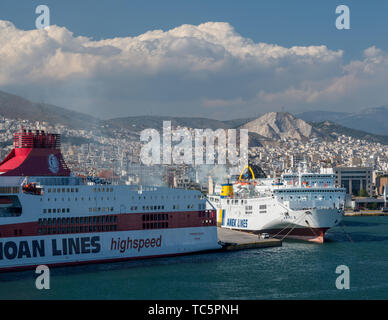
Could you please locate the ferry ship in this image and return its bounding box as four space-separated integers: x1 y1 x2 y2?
208 165 346 243
0 129 220 272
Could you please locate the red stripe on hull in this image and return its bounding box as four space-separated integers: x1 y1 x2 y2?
0 210 216 238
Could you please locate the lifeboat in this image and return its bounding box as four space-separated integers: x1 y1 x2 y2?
22 182 43 195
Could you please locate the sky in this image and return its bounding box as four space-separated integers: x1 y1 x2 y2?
0 0 388 120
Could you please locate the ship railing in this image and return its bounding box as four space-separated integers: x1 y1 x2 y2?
289 206 342 211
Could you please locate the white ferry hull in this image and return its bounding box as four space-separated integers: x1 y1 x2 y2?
217 205 343 243
256 208 343 243
0 226 220 272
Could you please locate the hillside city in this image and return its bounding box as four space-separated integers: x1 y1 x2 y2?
0 115 387 199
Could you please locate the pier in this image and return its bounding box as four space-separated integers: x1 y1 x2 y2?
217 227 282 251
344 210 388 217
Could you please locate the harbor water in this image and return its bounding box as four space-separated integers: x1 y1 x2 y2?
1 215 387 300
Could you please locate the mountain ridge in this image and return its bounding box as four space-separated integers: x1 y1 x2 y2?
0 90 99 130
297 106 388 135
0 89 387 145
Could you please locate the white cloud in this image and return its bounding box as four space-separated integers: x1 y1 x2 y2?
0 20 386 118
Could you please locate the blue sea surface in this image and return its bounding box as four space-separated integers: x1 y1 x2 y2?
0 216 387 300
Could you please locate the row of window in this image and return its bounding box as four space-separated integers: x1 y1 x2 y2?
227 199 248 205
142 213 169 222
141 218 214 229
280 196 342 200
38 215 118 226
39 224 117 235
43 208 70 214
89 207 114 213
199 211 212 218
0 187 19 194
172 204 197 209
47 187 115 193
141 205 165 211
93 187 114 192
135 194 203 200
43 196 115 202
142 222 169 229
47 187 80 193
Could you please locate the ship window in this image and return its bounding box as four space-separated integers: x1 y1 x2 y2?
48 188 51 193
71 188 74 192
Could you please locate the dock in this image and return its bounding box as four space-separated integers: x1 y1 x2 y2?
344 211 388 217
217 227 282 251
